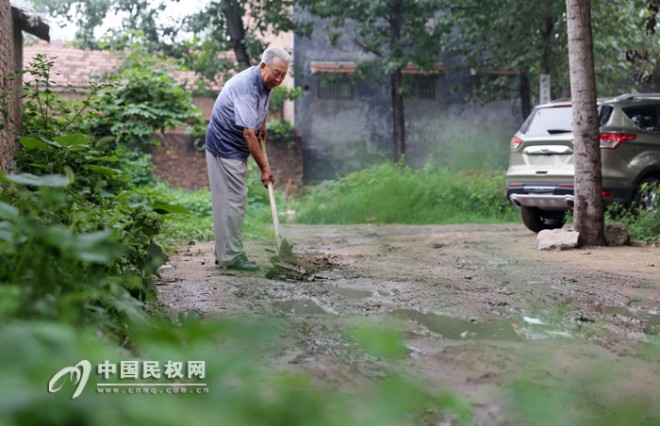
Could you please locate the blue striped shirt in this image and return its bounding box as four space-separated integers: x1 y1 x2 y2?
206 66 270 160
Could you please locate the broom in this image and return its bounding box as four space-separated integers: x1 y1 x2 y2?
259 137 281 248
259 138 304 278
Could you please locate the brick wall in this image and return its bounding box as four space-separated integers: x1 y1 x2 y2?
267 135 304 198
152 132 209 190
152 132 303 196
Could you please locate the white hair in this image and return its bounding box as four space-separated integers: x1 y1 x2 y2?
261 47 292 65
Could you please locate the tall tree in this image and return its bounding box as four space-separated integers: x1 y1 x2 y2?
566 0 605 246
625 0 660 84
32 0 309 83
447 0 566 119
298 0 448 162
30 0 179 51
447 0 648 120
178 0 311 89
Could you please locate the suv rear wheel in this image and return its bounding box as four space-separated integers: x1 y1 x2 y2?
519 207 566 233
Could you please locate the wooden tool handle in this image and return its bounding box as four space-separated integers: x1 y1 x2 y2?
260 137 281 248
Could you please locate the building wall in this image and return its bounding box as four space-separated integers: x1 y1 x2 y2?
0 0 19 172
152 132 303 194
293 13 523 181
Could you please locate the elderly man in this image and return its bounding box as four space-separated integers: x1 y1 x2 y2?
205 47 291 271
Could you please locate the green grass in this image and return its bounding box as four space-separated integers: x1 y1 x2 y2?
290 162 519 224
153 164 276 246
605 185 660 244
288 162 659 245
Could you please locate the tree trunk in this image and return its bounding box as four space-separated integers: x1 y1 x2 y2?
1 0 20 172
539 11 554 103
565 0 605 246
391 69 405 162
389 1 405 162
222 0 250 69
519 71 532 120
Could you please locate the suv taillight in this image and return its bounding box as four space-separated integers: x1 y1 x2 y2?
510 137 523 152
599 132 636 150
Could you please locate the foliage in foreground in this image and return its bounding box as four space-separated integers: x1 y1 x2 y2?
292 162 519 224
0 317 473 426
506 338 660 426
0 131 191 338
0 52 201 338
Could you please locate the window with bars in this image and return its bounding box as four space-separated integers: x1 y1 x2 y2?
317 77 354 100
411 76 437 100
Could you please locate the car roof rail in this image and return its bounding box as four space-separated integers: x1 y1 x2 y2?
612 93 660 101
636 93 660 98
612 93 636 101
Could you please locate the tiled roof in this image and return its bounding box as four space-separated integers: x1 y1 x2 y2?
310 61 445 75
310 61 357 73
473 68 520 76
22 41 222 92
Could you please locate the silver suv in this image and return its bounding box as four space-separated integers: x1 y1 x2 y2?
506 94 660 232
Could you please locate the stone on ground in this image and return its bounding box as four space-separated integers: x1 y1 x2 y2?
537 229 580 250
604 223 631 246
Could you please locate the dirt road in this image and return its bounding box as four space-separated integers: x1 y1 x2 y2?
157 224 660 424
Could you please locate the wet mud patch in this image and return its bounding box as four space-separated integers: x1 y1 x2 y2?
393 309 521 341
273 298 329 315
265 246 349 281
335 287 373 299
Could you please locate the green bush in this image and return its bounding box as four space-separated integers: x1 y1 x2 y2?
90 34 207 153
606 183 660 244
0 53 194 340
0 176 147 335
266 119 296 145
292 162 519 224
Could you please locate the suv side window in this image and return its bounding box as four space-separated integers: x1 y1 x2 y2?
599 106 613 125
622 105 660 132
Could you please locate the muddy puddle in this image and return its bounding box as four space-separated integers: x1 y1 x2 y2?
335 287 373 299
393 309 520 341
273 298 329 315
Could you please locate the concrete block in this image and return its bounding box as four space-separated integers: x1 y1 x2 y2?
537 229 580 250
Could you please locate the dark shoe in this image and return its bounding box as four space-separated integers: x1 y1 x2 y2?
225 254 258 271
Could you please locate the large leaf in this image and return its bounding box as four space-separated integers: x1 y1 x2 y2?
85 165 122 177
150 201 191 215
0 222 13 242
117 192 149 209
90 155 119 163
44 227 125 264
0 173 70 187
53 134 90 147
18 137 54 152
0 202 19 221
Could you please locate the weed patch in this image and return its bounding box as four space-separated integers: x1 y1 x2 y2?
291 163 519 224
